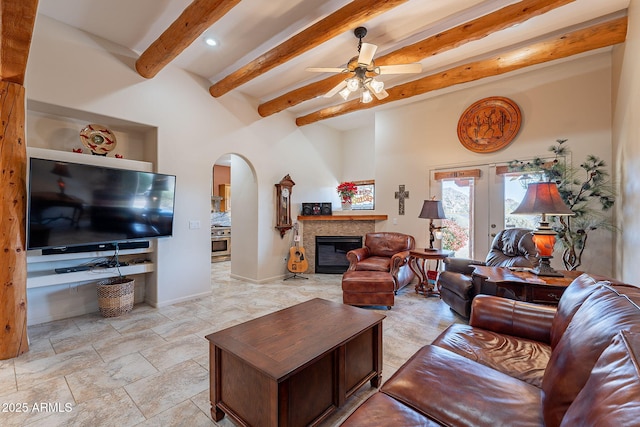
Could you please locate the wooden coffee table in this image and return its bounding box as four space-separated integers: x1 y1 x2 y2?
205 298 385 427
472 266 581 304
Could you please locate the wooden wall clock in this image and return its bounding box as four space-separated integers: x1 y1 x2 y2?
457 96 522 153
275 174 295 238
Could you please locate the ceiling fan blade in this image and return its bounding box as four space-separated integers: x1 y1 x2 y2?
324 80 347 98
373 88 389 100
358 43 377 66
306 67 346 73
365 82 389 100
377 63 422 74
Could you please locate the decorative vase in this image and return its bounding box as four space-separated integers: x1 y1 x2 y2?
341 200 352 210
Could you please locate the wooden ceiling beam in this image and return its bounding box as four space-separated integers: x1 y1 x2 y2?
296 16 627 126
259 0 575 117
208 0 408 98
0 0 39 85
135 0 241 79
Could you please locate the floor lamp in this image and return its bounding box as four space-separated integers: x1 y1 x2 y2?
419 199 446 251
511 181 573 276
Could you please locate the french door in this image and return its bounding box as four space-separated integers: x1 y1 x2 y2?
430 164 538 261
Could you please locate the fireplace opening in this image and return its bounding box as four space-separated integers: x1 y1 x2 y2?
315 236 362 274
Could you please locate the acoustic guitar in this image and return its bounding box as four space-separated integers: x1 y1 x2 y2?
287 223 308 273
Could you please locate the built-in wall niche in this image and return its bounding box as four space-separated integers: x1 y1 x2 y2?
26 100 157 163
24 100 160 325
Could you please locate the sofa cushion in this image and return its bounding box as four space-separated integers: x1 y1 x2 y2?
485 228 538 267
364 232 414 258
500 228 522 256
549 274 604 348
340 392 441 426
542 284 640 427
380 345 543 426
354 256 390 272
433 324 551 387
560 330 640 426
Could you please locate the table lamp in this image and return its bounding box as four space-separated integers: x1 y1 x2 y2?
418 199 446 251
511 181 573 276
50 162 71 194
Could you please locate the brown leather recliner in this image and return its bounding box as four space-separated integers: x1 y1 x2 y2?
437 228 539 318
346 232 415 293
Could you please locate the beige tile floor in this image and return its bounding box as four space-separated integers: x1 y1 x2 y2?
1 262 465 426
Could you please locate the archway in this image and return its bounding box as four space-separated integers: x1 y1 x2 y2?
211 153 258 280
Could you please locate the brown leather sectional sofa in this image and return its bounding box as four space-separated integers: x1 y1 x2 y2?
341 274 640 426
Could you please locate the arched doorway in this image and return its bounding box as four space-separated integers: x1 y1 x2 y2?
211 154 258 280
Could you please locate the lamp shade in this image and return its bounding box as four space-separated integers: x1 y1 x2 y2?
51 162 71 178
419 200 446 219
511 182 573 215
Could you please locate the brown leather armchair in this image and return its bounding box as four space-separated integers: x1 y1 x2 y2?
346 232 415 293
437 228 539 318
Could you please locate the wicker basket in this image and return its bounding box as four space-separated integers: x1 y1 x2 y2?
96 277 134 318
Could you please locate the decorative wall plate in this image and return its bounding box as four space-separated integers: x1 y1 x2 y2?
457 96 521 153
80 124 117 156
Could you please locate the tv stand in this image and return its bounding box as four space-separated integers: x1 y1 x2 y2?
26 243 155 324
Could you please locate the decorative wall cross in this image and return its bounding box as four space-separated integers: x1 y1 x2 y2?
395 185 409 215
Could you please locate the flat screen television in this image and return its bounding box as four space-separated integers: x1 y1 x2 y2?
27 157 176 251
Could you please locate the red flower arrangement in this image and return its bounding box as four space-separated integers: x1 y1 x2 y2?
337 181 358 202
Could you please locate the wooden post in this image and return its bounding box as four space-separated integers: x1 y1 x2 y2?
0 80 28 359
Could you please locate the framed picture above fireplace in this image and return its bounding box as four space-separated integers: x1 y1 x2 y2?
351 180 374 210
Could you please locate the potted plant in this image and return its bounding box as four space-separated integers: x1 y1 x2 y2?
508 139 615 270
337 181 358 210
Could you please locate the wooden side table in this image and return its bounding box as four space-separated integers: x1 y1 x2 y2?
471 266 581 304
409 249 451 297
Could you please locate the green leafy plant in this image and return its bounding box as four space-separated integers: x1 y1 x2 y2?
508 139 615 270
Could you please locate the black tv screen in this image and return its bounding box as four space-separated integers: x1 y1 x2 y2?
27 157 176 250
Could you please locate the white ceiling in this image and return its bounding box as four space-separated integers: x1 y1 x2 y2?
36 0 630 130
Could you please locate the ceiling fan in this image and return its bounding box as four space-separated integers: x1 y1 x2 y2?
307 27 422 103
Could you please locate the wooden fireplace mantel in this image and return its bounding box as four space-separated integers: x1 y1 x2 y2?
298 214 387 221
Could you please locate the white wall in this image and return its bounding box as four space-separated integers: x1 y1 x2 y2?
612 0 640 283
371 52 615 276
24 16 344 321
342 127 375 182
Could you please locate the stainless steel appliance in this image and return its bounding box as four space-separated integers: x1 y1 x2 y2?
211 226 231 262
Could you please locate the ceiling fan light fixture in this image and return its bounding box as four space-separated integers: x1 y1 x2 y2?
346 77 360 92
361 90 373 103
370 79 384 94
308 26 421 103
339 87 351 101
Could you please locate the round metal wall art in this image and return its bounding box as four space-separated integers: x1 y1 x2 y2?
457 96 522 153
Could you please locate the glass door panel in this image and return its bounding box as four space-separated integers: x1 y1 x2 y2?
503 172 540 230
431 165 490 260
440 178 474 259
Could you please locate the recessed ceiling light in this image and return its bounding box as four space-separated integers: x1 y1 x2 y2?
204 37 218 47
